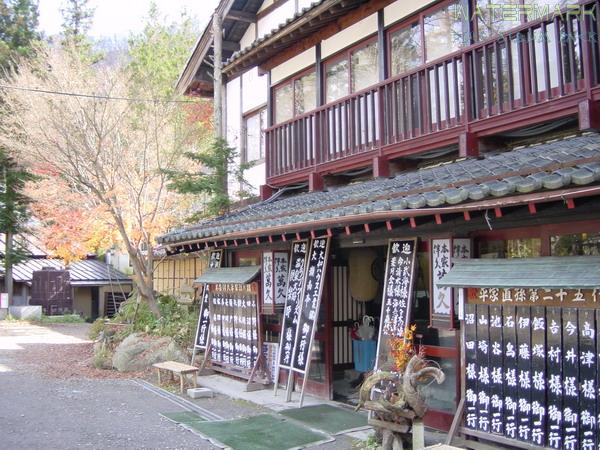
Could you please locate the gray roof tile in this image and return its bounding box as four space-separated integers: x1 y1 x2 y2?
159 133 600 244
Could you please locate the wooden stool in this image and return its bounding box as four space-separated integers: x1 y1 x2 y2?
152 361 199 394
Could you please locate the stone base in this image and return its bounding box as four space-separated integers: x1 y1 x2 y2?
187 387 214 399
9 306 42 320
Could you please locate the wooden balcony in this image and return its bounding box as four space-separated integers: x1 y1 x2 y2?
266 1 600 187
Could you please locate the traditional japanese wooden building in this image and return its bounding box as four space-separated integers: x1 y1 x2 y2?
162 0 600 448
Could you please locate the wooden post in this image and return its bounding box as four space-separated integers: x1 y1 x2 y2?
212 12 228 196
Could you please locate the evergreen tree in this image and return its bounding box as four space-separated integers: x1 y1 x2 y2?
0 0 39 72
0 149 36 305
60 0 96 59
164 137 252 219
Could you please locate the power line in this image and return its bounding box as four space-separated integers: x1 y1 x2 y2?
0 84 203 104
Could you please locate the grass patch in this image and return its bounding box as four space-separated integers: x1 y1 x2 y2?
38 314 86 324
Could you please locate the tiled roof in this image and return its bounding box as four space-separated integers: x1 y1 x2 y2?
158 133 600 245
2 258 132 286
225 0 326 66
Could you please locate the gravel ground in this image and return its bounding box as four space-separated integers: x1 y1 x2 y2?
0 321 216 450
0 321 361 449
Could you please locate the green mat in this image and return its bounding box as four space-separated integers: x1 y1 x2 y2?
182 414 332 450
280 404 369 435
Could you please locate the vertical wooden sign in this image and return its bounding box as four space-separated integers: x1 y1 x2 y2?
476 304 490 433
562 308 578 450
192 250 223 363
464 303 478 430
530 306 546 447
516 307 531 441
195 250 223 349
488 304 503 435
375 238 418 369
291 237 330 405
579 309 596 450
546 307 562 449
502 305 517 440
274 240 308 395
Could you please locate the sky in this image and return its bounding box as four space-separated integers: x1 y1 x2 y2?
38 0 220 39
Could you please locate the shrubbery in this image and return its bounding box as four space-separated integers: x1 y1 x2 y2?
88 293 198 348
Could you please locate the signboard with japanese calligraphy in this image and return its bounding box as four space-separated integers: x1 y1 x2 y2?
262 251 289 314
208 290 259 371
431 238 471 327
291 237 330 374
461 286 600 450
375 238 417 370
193 250 223 351
277 240 309 371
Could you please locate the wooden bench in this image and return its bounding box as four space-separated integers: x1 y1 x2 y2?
152 361 199 394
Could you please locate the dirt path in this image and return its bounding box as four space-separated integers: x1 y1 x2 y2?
0 321 216 449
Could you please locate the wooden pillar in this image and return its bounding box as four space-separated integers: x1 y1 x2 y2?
260 184 275 200
316 44 324 107
459 132 479 158
213 13 223 137
578 99 600 131
377 9 387 82
308 172 324 192
373 155 390 178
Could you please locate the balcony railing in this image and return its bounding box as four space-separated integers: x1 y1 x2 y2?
265 1 600 184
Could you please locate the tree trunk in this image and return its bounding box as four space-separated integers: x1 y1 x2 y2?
108 207 160 317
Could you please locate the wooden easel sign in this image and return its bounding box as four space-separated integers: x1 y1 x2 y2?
374 238 418 370
273 240 308 397
290 237 330 406
191 249 223 364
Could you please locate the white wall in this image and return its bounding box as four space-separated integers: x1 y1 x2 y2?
242 67 268 114
271 47 316 85
257 0 295 39
240 23 256 50
321 13 378 59
226 76 242 150
384 0 436 27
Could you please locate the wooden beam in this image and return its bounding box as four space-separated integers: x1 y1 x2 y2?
435 214 443 225
566 198 576 209
463 211 471 221
310 230 316 239
281 234 287 242
386 220 393 231
296 232 301 241
222 40 241 52
494 207 503 218
225 9 256 23
345 226 351 235
364 223 370 233
409 217 417 228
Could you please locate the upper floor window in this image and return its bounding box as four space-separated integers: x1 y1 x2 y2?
424 1 465 62
243 107 266 162
273 70 316 124
389 22 422 76
325 39 379 103
476 0 579 41
388 2 465 77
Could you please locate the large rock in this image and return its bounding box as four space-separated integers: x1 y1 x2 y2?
112 333 187 372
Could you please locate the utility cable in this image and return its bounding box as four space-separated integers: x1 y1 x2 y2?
0 84 202 104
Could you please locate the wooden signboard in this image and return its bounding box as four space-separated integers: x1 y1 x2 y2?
375 238 418 370
275 240 308 379
457 287 600 450
290 237 330 405
262 251 289 314
209 289 259 372
430 238 471 328
191 250 223 363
